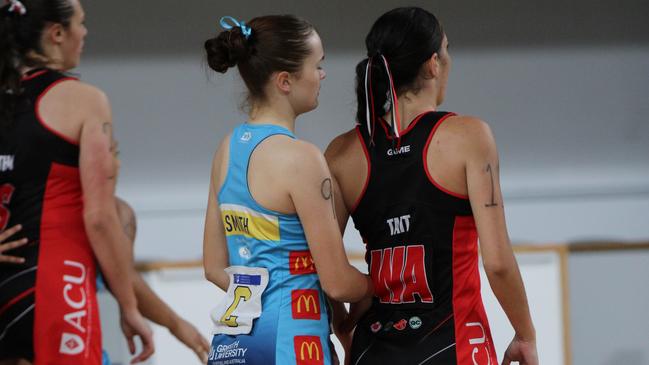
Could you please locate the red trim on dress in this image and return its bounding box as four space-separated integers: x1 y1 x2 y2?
0 287 34 317
422 113 470 200
350 126 372 214
21 70 48 82
35 77 80 146
378 111 433 140
451 216 497 364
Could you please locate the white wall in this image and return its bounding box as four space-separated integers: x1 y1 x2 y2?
74 45 649 260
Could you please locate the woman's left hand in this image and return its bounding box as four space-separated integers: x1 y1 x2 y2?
0 224 28 264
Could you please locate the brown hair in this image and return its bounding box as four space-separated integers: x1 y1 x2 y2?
204 14 315 104
1 0 74 130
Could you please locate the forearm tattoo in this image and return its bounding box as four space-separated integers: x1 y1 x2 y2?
321 178 337 220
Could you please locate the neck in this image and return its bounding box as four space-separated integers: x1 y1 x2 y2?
391 91 439 131
20 51 64 74
248 101 297 133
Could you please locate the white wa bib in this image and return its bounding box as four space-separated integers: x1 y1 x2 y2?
211 266 269 335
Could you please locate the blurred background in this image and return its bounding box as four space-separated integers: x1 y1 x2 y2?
77 0 649 364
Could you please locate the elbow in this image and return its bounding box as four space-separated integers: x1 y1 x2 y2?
319 266 371 302
483 260 512 277
204 267 226 290
319 278 342 301
322 285 349 303
204 268 218 285
83 209 111 237
321 276 364 303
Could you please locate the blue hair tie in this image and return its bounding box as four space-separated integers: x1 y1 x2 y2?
220 16 252 39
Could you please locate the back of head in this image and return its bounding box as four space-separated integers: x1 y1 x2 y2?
355 7 444 126
0 0 74 129
204 14 315 108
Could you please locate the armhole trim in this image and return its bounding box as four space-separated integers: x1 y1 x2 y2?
245 132 298 217
35 77 80 146
423 113 470 200
350 126 372 214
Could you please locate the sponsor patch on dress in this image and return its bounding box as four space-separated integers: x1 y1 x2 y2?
370 321 382 333
409 316 422 329
393 319 407 331
233 274 261 285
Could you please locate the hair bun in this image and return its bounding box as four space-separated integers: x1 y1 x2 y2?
204 29 249 74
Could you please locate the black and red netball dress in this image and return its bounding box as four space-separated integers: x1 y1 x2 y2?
349 111 498 364
0 68 102 364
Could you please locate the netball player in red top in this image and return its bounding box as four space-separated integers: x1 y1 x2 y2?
325 7 538 365
0 0 153 364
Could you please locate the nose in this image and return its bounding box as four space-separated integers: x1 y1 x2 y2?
320 69 326 80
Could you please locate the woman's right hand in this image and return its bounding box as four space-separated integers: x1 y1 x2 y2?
501 335 538 365
0 224 28 264
120 308 155 364
340 296 372 333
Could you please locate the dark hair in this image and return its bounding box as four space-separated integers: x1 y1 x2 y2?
355 7 444 127
0 0 74 129
204 14 315 104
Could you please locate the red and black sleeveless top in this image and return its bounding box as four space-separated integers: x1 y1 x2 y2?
0 69 81 265
0 69 103 361
351 111 491 334
350 110 498 365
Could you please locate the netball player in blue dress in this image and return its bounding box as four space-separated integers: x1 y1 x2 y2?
202 15 374 365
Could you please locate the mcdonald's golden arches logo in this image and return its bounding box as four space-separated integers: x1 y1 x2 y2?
291 289 321 320
293 335 323 365
289 250 316 275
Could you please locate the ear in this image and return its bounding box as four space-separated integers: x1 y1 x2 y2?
423 53 440 79
274 71 292 94
45 23 66 45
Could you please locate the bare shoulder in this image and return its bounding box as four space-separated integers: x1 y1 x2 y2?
324 128 358 164
51 80 109 106
261 136 329 177
48 80 111 120
288 138 328 169
443 115 492 136
440 115 496 155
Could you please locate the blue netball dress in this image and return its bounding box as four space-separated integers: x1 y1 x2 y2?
208 123 332 365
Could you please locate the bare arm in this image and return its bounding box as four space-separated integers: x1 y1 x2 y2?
463 119 537 363
132 274 210 363
78 85 153 362
115 198 210 363
203 136 231 291
115 198 181 327
289 142 373 303
324 139 373 334
79 88 137 311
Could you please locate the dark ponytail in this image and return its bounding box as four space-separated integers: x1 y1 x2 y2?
0 0 74 130
355 7 444 128
204 15 315 105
